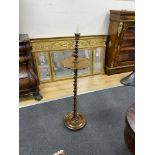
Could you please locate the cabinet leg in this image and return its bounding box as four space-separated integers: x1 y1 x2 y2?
33 90 43 101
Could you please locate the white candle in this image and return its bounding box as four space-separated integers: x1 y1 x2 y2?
76 24 79 33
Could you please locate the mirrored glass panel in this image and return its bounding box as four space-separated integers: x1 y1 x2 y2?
52 49 91 79
93 47 105 73
78 49 91 75
37 52 51 81
52 51 73 78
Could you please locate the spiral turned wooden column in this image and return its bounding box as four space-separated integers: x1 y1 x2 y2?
61 33 89 130
73 33 79 118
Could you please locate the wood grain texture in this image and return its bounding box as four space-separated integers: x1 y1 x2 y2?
105 10 135 75
19 34 42 101
19 72 131 107
124 104 135 154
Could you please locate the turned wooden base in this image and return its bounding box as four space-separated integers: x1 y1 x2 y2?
33 90 43 101
20 89 43 101
64 112 87 131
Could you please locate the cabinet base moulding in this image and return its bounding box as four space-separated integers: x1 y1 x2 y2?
105 65 134 75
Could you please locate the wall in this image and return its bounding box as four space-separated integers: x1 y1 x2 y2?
19 0 135 38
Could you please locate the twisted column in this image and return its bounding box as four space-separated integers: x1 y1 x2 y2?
63 32 87 130
73 33 80 118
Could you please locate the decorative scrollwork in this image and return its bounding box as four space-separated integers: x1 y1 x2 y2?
30 36 107 52
117 22 123 37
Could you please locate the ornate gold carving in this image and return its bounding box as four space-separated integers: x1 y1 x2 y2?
30 36 107 52
117 22 123 37
108 41 112 48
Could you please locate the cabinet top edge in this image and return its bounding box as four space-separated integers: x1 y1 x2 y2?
110 10 135 15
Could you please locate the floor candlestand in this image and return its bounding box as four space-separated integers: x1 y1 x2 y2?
61 33 89 130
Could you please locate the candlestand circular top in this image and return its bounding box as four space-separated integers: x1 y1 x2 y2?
61 57 89 70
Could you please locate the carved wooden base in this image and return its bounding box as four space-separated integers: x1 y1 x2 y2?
64 112 87 130
33 90 43 101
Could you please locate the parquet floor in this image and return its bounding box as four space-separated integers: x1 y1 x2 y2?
19 72 131 108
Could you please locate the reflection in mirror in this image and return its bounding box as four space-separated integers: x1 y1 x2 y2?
37 52 51 81
52 51 73 78
78 49 91 75
93 47 105 74
52 49 91 79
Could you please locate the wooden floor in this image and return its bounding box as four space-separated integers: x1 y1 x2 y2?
19 72 131 108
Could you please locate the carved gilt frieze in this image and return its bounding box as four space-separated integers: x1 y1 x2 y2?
30 35 107 52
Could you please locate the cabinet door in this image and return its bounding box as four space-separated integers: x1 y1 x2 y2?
115 22 135 66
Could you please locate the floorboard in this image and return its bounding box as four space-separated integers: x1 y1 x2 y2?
19 72 131 107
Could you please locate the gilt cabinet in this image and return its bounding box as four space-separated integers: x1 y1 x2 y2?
19 34 42 100
105 10 135 75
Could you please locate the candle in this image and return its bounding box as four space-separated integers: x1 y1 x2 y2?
76 24 79 34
